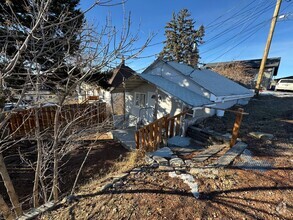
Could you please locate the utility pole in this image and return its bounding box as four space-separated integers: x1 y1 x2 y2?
255 0 282 95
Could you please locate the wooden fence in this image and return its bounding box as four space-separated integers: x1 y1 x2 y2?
7 102 107 137
135 111 188 151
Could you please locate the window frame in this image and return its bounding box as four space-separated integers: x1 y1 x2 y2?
134 92 146 108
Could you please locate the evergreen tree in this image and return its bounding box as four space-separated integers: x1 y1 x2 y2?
0 0 84 88
159 9 204 67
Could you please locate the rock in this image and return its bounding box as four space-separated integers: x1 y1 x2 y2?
144 155 155 164
174 167 186 175
112 173 129 181
153 156 169 166
169 157 185 168
130 167 141 174
113 180 124 188
276 201 287 215
248 132 274 140
100 183 113 191
66 195 79 204
158 165 174 171
185 160 195 167
149 147 174 158
150 162 159 169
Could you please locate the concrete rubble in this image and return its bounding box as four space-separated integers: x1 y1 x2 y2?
169 157 185 167
153 156 169 166
248 131 274 140
169 172 200 198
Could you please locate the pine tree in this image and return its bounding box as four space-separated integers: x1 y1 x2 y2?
159 9 204 67
0 0 84 88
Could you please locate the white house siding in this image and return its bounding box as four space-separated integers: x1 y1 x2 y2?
125 83 183 124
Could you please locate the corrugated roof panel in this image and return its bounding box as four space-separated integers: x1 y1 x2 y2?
189 69 254 96
164 61 253 97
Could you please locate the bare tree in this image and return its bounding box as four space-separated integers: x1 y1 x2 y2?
0 0 152 218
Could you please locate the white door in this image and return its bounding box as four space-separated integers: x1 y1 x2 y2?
146 92 155 122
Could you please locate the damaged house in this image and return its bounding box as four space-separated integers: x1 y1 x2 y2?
111 59 254 127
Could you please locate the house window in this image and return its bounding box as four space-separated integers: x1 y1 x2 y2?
135 93 146 107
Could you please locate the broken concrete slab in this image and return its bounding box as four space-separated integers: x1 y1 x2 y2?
168 136 205 153
148 147 174 159
192 144 226 163
212 142 247 167
169 172 199 198
169 157 185 168
18 202 55 220
153 156 169 166
168 136 191 147
248 132 274 140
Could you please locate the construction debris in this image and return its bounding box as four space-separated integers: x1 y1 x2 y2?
169 172 199 198
248 132 274 140
212 142 247 167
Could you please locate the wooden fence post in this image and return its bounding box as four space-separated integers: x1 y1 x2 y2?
135 131 140 149
230 108 244 147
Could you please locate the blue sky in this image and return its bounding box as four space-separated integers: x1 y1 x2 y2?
80 0 293 78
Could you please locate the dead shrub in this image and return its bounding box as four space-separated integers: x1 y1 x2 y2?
211 62 254 88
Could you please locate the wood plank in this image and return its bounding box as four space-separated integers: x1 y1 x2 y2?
149 124 154 151
192 144 226 163
175 115 180 135
158 119 162 145
213 142 247 167
141 130 145 149
135 131 140 149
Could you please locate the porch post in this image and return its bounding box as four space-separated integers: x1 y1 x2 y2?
153 87 159 121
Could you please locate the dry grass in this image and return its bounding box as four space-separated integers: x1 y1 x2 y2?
75 149 145 194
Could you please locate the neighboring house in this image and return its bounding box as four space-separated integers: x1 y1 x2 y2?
82 61 136 116
107 62 136 115
204 57 281 90
77 82 100 103
24 89 58 103
111 59 254 127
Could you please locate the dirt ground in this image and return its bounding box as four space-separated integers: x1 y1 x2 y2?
38 94 292 219
0 140 128 210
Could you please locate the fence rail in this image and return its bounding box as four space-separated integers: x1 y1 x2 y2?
7 102 107 137
135 111 188 151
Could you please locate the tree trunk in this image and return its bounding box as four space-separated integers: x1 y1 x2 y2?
52 106 61 203
0 154 22 216
0 194 14 220
33 108 41 208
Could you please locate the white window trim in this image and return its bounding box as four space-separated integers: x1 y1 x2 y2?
134 92 146 107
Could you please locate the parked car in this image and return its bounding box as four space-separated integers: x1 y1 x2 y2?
275 79 293 92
